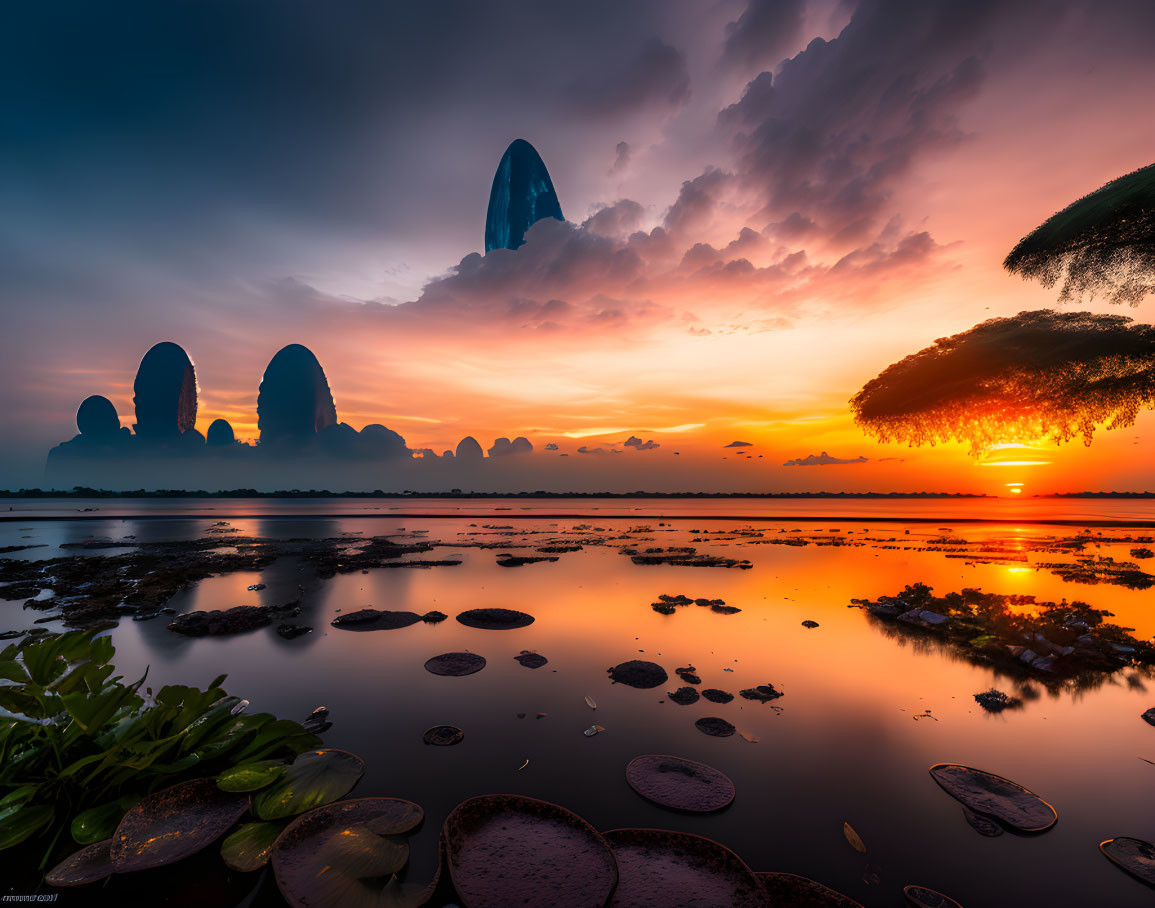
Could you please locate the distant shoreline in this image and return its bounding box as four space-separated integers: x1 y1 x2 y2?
2 489 1154 499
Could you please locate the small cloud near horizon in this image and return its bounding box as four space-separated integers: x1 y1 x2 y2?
623 435 660 450
724 440 753 447
783 451 868 466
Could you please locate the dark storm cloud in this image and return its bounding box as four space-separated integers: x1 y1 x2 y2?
721 0 808 74
565 39 691 117
784 451 868 465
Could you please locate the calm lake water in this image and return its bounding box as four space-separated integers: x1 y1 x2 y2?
3 497 1155 906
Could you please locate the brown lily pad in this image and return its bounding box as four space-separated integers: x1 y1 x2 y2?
45 839 116 887
424 725 465 746
272 798 428 908
1100 837 1155 889
667 686 700 706
110 778 249 872
331 609 424 631
220 821 282 872
625 755 735 813
425 652 486 676
695 717 736 738
604 828 767 907
929 763 1056 833
903 884 964 907
443 794 617 907
456 608 535 630
962 806 1003 837
608 660 668 689
757 872 864 907
514 651 548 669
740 684 783 703
701 689 734 704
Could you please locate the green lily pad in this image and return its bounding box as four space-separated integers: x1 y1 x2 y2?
272 798 428 908
45 839 117 887
217 760 287 793
254 749 365 821
71 797 136 845
221 821 284 872
110 778 249 872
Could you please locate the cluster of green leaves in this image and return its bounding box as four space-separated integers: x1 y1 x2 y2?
0 626 319 866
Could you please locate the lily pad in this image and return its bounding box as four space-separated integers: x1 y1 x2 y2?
424 725 465 746
456 608 535 630
253 749 366 821
757 872 864 907
443 794 617 907
675 666 701 685
71 797 135 845
424 652 486 676
701 689 733 704
903 884 964 908
217 760 287 793
272 798 428 908
604 828 766 907
929 763 1056 833
110 778 249 872
514 651 548 668
331 609 423 631
45 839 116 887
667 687 700 706
221 821 283 872
695 717 736 737
625 755 735 813
608 660 668 689
1100 837 1155 888
740 684 783 703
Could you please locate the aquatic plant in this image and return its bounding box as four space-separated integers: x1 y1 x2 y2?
0 627 319 865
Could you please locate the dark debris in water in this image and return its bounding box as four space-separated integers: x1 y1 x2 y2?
694 717 736 737
608 660 669 689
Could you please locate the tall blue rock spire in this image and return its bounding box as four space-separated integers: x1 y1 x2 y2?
484 139 563 252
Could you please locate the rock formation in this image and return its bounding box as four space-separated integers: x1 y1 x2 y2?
206 418 235 446
455 436 484 460
257 344 338 445
76 395 121 438
133 342 197 438
484 139 563 252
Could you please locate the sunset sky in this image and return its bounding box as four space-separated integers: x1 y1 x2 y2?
4 0 1155 493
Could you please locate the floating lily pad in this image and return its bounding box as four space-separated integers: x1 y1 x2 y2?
757 872 864 907
45 839 116 887
272 798 428 908
110 778 249 872
1100 837 1155 888
929 763 1056 833
903 884 964 908
71 797 135 845
675 666 701 685
443 794 617 908
221 821 283 872
253 749 365 821
608 660 668 689
668 687 700 706
962 806 1003 837
456 608 535 630
604 828 766 907
217 760 287 793
701 689 733 704
331 609 423 631
514 651 548 668
695 717 736 738
424 725 464 746
424 652 486 676
625 755 735 813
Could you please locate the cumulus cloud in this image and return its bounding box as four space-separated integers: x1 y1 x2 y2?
851 309 1155 456
565 38 691 117
544 442 559 451
721 0 807 75
578 445 620 455
723 440 753 447
623 435 660 450
783 451 868 466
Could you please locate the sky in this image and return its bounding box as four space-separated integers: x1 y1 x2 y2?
3 0 1155 494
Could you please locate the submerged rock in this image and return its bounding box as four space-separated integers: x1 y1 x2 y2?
277 624 312 640
424 725 465 746
425 652 487 676
675 666 702 685
667 687 700 706
740 684 784 703
694 717 736 738
701 689 734 704
330 609 424 631
457 608 535 630
608 660 668 689
514 651 548 669
167 605 271 637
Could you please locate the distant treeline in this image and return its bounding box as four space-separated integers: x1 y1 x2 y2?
1039 492 1155 498
1 488 992 499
